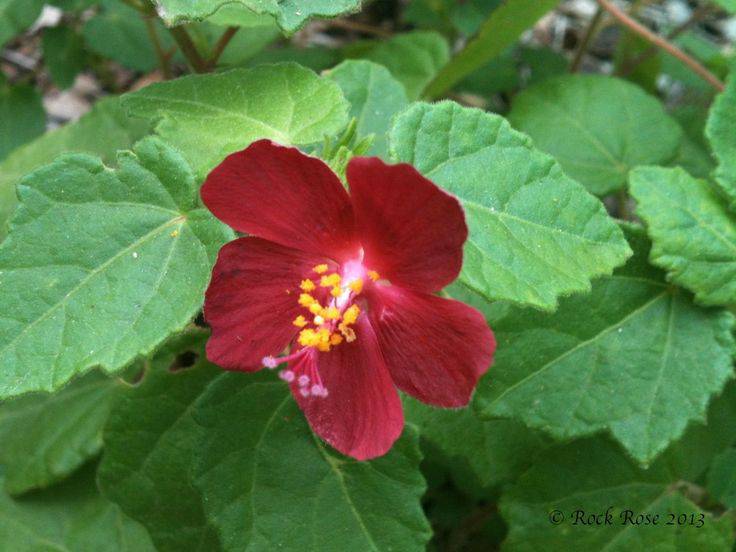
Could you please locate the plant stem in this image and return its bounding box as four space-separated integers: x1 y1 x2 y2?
326 18 392 38
143 16 172 78
618 3 712 77
168 26 208 73
596 0 724 92
618 189 630 220
208 26 239 69
570 6 604 72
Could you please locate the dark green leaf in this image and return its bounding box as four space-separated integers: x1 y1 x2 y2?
192 372 432 551
0 463 155 551
83 0 175 72
0 371 123 494
509 75 682 196
423 0 559 98
344 31 450 100
98 351 221 551
500 437 735 551
707 449 736 509
0 0 45 46
475 224 735 464
405 396 549 497
0 79 45 162
43 26 87 89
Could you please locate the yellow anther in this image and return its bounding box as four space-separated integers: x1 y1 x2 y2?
170 230 179 238
313 264 329 274
316 328 333 352
368 270 380 282
298 293 316 307
292 315 308 328
343 304 360 325
298 328 316 347
348 278 364 294
300 279 316 292
308 302 323 315
323 306 340 320
331 285 342 298
320 273 341 288
339 324 356 343
330 333 343 346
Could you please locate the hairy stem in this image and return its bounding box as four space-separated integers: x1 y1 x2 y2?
143 16 172 78
597 0 724 92
618 3 712 77
168 26 208 73
208 26 239 69
570 6 604 72
326 18 393 38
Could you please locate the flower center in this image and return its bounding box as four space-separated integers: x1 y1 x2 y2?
261 262 380 398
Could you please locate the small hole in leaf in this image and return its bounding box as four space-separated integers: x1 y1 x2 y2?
169 351 199 372
194 311 207 328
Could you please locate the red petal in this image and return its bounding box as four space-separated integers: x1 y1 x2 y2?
291 318 404 460
367 285 495 407
347 157 467 292
201 140 359 262
204 237 330 371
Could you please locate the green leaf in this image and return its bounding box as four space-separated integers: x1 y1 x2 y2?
508 75 682 196
0 463 155 551
0 137 232 399
707 449 736 509
457 47 519 97
154 0 361 33
706 77 736 210
42 25 87 89
83 0 175 72
0 79 45 161
98 348 221 551
204 3 276 27
0 96 150 237
405 0 503 37
203 14 280 67
0 371 123 495
326 60 408 158
344 31 449 100
629 166 736 306
661 382 736 482
500 382 736 550
474 224 735 464
248 45 340 72
121 63 349 179
192 372 431 552
389 101 631 311
449 0 503 36
100 348 431 551
423 0 559 98
0 0 44 47
404 396 549 498
500 437 735 551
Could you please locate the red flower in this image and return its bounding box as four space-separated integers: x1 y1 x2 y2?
201 140 495 460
